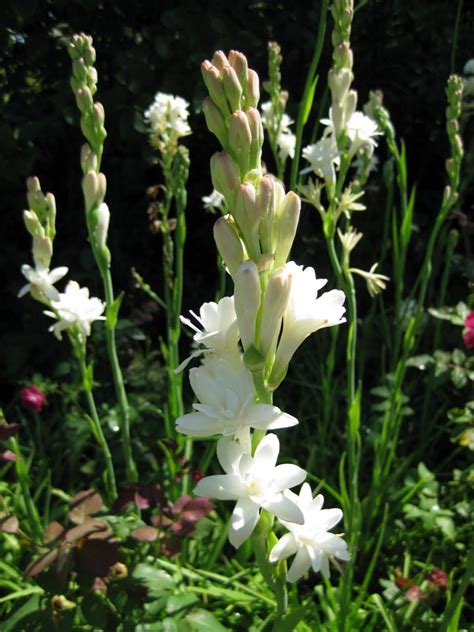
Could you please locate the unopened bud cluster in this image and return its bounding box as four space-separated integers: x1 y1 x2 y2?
445 75 464 197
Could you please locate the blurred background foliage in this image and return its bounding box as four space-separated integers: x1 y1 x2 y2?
1 0 473 397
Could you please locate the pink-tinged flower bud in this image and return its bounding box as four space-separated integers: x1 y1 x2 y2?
23 210 45 238
93 102 105 126
210 152 240 210
211 50 229 72
235 183 261 260
260 267 292 358
21 385 46 413
245 69 260 108
234 260 261 350
246 108 264 169
228 50 248 86
201 60 231 117
274 192 301 268
213 216 245 279
72 58 87 82
228 111 252 176
258 176 286 254
32 236 53 269
222 65 242 112
202 97 228 148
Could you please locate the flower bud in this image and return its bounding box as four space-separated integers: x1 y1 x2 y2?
72 58 87 83
210 152 240 210
80 144 98 174
344 89 357 122
75 86 93 113
45 193 57 238
201 60 231 117
274 192 301 268
23 210 45 238
245 69 260 108
51 595 76 611
258 176 286 254
328 67 352 101
228 50 248 87
32 236 53 269
228 111 252 175
93 102 105 126
26 177 46 215
108 562 128 580
213 216 245 278
260 267 292 357
222 65 242 112
234 260 261 350
202 97 228 148
235 183 261 260
95 202 110 249
246 107 264 169
83 170 106 211
211 50 229 72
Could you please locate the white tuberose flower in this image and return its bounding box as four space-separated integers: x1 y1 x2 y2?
44 280 105 340
271 262 346 383
177 296 240 371
176 355 298 446
195 434 306 548
269 483 350 582
202 189 225 213
18 263 68 301
346 111 382 157
144 92 191 146
302 137 340 187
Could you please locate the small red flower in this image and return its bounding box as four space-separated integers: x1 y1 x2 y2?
21 386 46 413
463 311 474 349
426 567 448 590
406 585 426 602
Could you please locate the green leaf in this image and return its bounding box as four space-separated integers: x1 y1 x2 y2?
106 292 124 329
166 592 199 615
82 361 94 392
185 609 229 631
451 367 467 389
348 386 361 440
273 606 310 632
301 75 319 125
0 593 44 631
132 563 176 598
406 354 433 370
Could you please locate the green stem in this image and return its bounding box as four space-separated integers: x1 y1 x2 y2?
450 0 464 74
439 545 473 632
76 340 117 502
289 0 328 192
102 269 138 483
8 437 43 541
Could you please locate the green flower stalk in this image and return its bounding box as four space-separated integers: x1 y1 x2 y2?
68 33 138 484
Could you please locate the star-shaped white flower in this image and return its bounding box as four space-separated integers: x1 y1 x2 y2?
18 263 68 301
271 262 346 385
269 483 350 582
44 280 105 340
195 434 306 548
177 296 240 371
176 355 298 447
346 111 382 157
301 138 340 187
202 189 225 213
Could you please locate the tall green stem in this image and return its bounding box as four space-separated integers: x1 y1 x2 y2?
8 436 43 541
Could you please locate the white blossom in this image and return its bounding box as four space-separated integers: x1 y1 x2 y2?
44 280 105 340
18 263 68 301
463 59 474 76
144 92 191 148
202 189 225 213
301 137 340 187
261 101 296 161
349 262 390 297
272 262 346 383
176 355 298 448
269 483 350 582
194 434 306 548
346 111 382 157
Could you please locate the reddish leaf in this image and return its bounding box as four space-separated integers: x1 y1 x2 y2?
131 526 159 542
69 490 103 524
44 521 65 545
0 514 19 533
65 519 109 543
25 549 59 577
112 483 165 513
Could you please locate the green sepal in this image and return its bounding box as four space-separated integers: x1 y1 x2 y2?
243 345 265 372
83 361 94 392
106 292 124 329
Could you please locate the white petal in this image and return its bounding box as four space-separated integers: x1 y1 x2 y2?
20 264 35 282
269 532 297 563
245 404 298 430
17 283 31 298
194 474 243 500
271 465 307 493
254 433 279 469
318 533 351 560
287 547 311 583
265 494 304 524
48 266 69 283
43 286 60 301
217 437 242 474
175 411 221 436
317 508 343 531
228 497 260 548
265 411 299 430
307 545 323 573
299 483 315 506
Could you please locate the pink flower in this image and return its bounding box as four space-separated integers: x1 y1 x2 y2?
426 567 448 590
463 311 474 349
21 385 46 413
